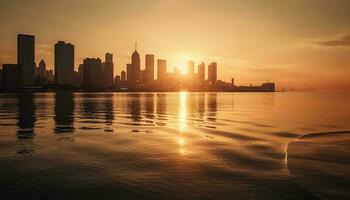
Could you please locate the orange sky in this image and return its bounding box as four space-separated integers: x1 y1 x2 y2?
0 0 350 91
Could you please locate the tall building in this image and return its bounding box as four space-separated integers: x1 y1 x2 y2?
157 59 167 82
46 70 54 83
187 61 195 79
126 64 133 85
78 64 84 86
145 54 154 83
198 62 205 83
2 64 23 89
83 58 102 90
127 49 141 87
54 41 74 86
17 34 35 85
115 75 121 88
121 70 126 82
141 69 147 84
105 53 113 63
103 53 114 88
37 59 46 79
208 62 217 84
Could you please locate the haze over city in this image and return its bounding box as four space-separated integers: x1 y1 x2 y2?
1 0 350 91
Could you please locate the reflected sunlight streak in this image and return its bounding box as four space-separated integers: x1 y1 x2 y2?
178 92 188 155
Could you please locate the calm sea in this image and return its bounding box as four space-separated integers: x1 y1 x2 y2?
0 92 349 199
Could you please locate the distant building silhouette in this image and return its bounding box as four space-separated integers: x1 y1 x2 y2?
2 64 23 89
78 64 84 86
141 69 147 84
145 54 154 84
54 41 74 86
157 59 167 82
37 59 46 79
198 62 205 84
127 48 141 87
103 53 114 88
115 75 121 88
45 69 54 83
0 69 2 88
208 62 217 84
126 63 133 86
83 58 102 90
121 70 126 82
187 61 195 82
17 34 35 86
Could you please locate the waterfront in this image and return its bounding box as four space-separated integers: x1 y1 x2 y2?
0 92 349 199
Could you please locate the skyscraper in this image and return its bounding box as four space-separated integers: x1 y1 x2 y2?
127 48 141 87
78 64 84 86
157 59 167 82
132 49 141 84
54 41 74 86
121 70 126 82
103 53 114 88
145 54 154 83
187 61 195 82
83 58 102 90
105 53 113 63
38 59 46 79
198 62 205 84
126 64 133 86
208 62 217 84
17 34 35 85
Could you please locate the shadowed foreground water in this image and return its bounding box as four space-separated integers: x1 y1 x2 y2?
0 92 349 200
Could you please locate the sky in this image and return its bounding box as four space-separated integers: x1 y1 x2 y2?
0 0 350 91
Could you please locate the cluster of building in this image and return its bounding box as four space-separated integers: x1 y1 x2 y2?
0 34 275 92
114 47 219 91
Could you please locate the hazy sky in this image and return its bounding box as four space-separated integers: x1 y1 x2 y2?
1 0 350 90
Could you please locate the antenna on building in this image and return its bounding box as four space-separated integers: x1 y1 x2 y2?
135 42 137 51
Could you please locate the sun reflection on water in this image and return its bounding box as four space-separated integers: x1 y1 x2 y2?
178 91 188 155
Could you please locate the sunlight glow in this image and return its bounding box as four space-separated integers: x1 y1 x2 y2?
179 91 187 132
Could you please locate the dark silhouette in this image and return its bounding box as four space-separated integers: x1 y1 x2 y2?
0 33 275 93
55 41 74 86
17 34 35 86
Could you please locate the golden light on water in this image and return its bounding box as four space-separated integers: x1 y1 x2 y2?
178 92 188 155
179 91 187 132
178 137 186 146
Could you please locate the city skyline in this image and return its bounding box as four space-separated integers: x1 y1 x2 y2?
1 0 350 91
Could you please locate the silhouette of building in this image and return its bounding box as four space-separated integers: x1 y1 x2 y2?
54 41 74 86
37 60 46 79
83 58 102 90
126 63 133 85
2 64 23 89
127 48 141 88
121 70 126 82
231 78 235 86
145 54 154 84
45 69 54 83
198 62 205 84
0 69 2 88
103 53 114 88
187 61 195 82
141 69 147 84
208 62 217 84
115 75 121 88
17 34 35 86
78 64 84 86
157 59 167 82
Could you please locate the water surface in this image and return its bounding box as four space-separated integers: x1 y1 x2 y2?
0 92 349 199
